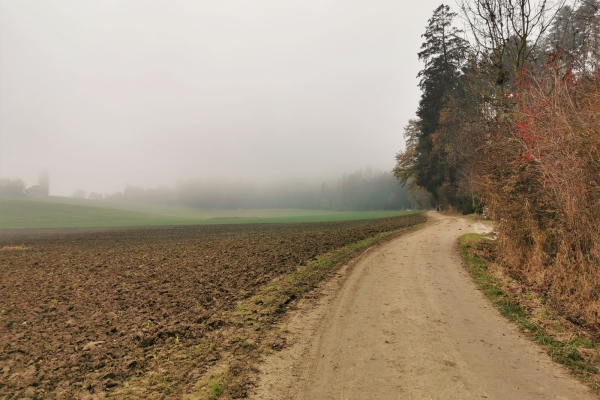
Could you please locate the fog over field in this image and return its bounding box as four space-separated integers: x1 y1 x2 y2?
1 0 443 196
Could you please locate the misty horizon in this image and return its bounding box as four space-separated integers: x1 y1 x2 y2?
1 0 444 196
3 165 396 198
2 165 406 198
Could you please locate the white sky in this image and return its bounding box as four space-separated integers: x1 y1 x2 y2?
1 0 445 196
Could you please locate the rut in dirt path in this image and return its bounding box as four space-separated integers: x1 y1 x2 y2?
252 213 597 400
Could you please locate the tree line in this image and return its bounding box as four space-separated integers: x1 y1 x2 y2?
101 169 432 211
0 171 50 197
0 170 432 211
395 1 599 329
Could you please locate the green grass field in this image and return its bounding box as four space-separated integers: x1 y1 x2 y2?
0 197 421 229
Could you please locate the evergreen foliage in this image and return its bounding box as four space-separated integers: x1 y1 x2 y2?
395 4 468 201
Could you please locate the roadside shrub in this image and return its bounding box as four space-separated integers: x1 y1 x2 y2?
481 62 600 330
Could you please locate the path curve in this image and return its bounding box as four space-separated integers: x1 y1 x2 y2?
251 212 596 400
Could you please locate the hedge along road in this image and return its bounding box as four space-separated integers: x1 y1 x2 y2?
252 212 596 400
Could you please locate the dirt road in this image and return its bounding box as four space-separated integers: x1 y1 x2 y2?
252 212 597 400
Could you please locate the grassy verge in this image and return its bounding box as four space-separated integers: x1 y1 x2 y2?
188 222 426 399
459 234 600 394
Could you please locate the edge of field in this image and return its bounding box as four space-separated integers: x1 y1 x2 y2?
458 234 600 396
115 215 429 399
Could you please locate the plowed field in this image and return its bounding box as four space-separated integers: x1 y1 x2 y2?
0 214 425 399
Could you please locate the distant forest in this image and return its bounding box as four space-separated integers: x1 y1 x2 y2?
103 169 433 211
0 169 433 211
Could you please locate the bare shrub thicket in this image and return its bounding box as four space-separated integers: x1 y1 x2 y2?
466 0 600 329
480 63 600 329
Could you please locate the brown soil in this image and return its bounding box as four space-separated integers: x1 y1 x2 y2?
0 214 425 399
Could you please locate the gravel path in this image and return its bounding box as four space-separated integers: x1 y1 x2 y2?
251 212 597 400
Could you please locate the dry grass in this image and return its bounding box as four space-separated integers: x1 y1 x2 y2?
0 245 29 251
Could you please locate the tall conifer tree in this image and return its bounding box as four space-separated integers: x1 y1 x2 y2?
412 5 468 198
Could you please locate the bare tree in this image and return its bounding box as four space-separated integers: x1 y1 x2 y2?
545 0 600 72
459 0 565 84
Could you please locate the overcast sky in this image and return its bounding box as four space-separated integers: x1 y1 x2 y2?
1 0 445 196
